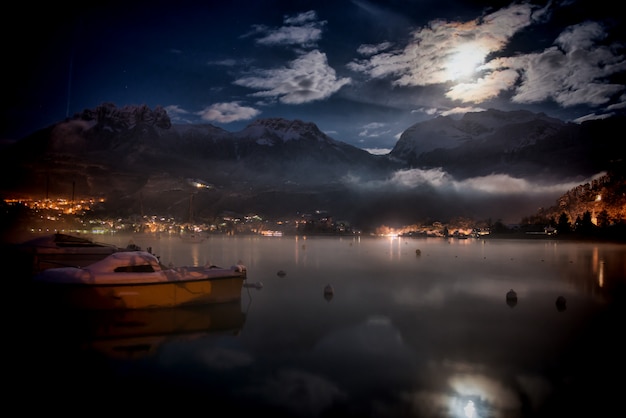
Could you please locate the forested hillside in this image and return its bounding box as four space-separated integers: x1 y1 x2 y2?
520 162 626 238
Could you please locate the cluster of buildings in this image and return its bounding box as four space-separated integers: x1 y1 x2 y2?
2 197 363 237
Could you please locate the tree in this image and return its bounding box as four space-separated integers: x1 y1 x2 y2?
491 220 508 234
557 212 571 234
597 209 610 228
576 211 594 234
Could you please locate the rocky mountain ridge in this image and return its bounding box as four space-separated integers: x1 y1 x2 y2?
390 109 566 158
1 103 624 227
389 108 622 181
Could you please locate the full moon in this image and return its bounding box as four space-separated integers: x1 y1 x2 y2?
446 44 485 81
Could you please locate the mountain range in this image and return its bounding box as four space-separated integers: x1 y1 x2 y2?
1 103 624 228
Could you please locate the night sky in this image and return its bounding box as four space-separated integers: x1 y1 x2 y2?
4 0 625 154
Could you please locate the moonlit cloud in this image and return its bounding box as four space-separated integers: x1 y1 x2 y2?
246 369 345 417
164 105 188 116
447 18 626 107
344 168 451 191
574 113 610 122
284 10 318 25
357 42 393 56
445 69 520 102
346 2 625 114
502 22 626 107
446 372 527 413
234 11 349 105
439 106 486 116
608 94 626 110
233 10 352 104
234 50 351 104
340 168 606 222
255 10 326 47
197 102 261 123
347 3 541 86
344 168 598 197
457 174 581 195
209 59 237 66
364 147 392 155
164 105 192 123
358 122 390 138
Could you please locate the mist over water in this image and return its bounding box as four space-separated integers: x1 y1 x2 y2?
19 234 626 417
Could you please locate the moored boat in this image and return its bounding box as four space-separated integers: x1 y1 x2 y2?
12 233 125 275
32 251 248 310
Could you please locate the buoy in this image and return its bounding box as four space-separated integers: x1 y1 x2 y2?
506 289 518 307
323 284 334 301
244 281 263 289
556 295 567 312
415 249 421 256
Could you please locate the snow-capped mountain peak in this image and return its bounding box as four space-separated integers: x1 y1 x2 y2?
235 118 332 145
390 108 568 160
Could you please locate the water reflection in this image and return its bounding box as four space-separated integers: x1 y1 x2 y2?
19 235 626 416
34 301 247 359
323 284 334 301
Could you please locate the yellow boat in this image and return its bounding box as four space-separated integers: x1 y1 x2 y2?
32 251 247 310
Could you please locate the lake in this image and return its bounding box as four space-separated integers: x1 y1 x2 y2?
15 234 626 417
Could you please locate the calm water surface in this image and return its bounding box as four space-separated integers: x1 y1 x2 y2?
18 235 626 417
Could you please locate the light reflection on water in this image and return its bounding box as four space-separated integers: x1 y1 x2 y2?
22 235 626 417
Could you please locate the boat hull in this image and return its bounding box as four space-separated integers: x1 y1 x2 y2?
35 276 245 310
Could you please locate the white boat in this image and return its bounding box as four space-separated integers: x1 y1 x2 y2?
32 251 247 310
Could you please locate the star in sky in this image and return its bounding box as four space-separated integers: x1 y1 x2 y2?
3 0 625 154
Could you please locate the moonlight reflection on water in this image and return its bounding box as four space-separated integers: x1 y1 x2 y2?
17 234 626 417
